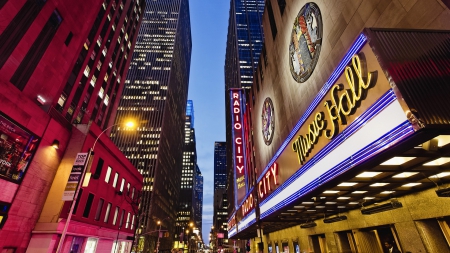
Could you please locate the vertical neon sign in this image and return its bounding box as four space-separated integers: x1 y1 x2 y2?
230 89 247 206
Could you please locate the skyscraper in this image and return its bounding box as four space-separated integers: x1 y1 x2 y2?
176 100 197 237
224 0 265 213
111 0 192 251
193 164 203 236
214 142 227 191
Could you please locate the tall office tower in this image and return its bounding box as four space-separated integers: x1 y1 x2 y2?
193 164 203 237
212 190 228 249
111 0 192 251
0 0 143 251
176 100 199 246
214 142 227 191
224 0 265 215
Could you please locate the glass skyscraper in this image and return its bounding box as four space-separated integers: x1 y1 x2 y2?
225 0 265 90
214 142 227 191
111 0 192 251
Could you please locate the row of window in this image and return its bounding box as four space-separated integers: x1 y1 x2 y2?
75 189 136 230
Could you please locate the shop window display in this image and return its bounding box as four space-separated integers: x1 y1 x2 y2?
0 113 39 183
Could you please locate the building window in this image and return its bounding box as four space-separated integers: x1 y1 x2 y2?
131 215 135 230
94 158 104 178
120 178 125 193
105 166 112 183
0 113 39 183
112 207 119 225
119 209 125 227
65 32 73 46
0 0 47 68
104 203 112 223
113 172 119 187
83 193 95 218
84 66 90 77
10 10 63 90
95 198 104 221
125 212 131 229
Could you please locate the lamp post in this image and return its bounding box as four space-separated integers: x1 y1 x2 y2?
55 121 135 253
186 229 190 253
155 217 170 253
156 221 162 253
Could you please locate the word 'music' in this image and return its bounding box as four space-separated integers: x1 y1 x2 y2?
292 54 375 165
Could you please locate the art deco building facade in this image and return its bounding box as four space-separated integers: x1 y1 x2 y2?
110 0 192 251
0 0 143 251
227 1 450 253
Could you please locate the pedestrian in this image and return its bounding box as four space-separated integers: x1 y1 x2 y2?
384 241 400 253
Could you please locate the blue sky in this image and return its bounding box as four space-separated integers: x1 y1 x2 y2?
187 0 230 245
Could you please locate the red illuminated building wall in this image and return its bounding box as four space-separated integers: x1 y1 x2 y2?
0 0 144 252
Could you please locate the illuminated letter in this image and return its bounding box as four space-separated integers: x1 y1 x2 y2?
235 137 242 144
233 92 239 99
258 181 264 198
234 123 242 130
271 163 278 185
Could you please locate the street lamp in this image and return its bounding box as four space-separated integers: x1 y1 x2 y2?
156 221 162 253
186 229 190 253
55 120 135 253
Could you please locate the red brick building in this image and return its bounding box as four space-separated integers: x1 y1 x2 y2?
0 0 144 252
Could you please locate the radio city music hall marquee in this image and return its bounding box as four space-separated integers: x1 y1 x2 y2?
255 48 393 204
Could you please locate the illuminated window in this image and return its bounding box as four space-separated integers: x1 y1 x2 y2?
84 66 90 77
113 172 118 187
104 203 112 223
90 76 97 87
126 212 130 228
120 178 125 192
104 95 109 106
98 87 104 98
112 206 119 225
105 167 112 183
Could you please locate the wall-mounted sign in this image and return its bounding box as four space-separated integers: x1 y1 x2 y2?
257 41 395 204
289 2 323 83
228 215 236 230
230 89 248 206
291 53 375 165
241 193 255 217
0 113 39 183
62 152 89 201
261 97 275 145
258 163 279 200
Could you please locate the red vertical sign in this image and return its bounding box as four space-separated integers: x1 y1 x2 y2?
230 89 247 206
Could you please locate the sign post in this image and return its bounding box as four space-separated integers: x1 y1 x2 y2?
56 151 92 253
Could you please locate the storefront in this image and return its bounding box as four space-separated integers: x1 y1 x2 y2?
228 1 450 252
